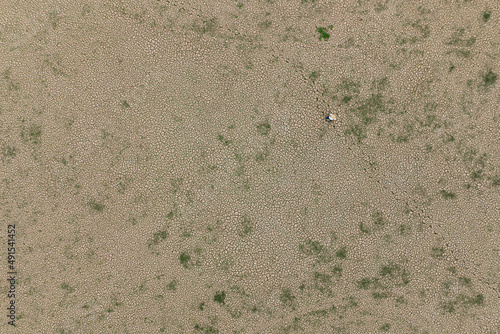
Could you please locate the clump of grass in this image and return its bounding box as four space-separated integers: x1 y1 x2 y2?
308 71 320 82
335 247 347 259
482 69 497 87
167 280 177 291
440 190 456 199
61 283 75 293
21 124 42 144
279 288 296 308
217 134 231 145
299 239 324 255
372 211 385 226
169 178 183 193
356 277 377 290
482 10 491 23
179 252 191 268
88 199 105 212
237 215 254 237
431 247 445 259
356 93 385 126
149 230 168 246
316 27 330 41
379 323 391 331
345 124 366 143
2 145 17 158
213 291 226 304
256 121 271 135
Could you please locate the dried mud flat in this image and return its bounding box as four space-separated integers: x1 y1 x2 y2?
0 1 499 333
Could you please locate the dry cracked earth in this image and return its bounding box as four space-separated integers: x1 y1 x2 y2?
0 0 499 333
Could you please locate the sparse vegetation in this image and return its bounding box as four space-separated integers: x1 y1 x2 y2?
482 69 497 87
179 252 191 268
21 124 42 144
149 230 168 247
217 134 231 145
279 288 296 308
372 211 385 226
431 247 445 259
482 10 491 22
88 200 105 212
61 283 75 293
237 215 254 237
8 3 498 333
380 323 391 331
256 121 271 135
335 247 347 259
299 239 324 256
316 27 331 41
213 291 226 305
440 190 456 199
167 280 177 291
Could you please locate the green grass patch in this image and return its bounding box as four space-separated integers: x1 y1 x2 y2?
279 288 296 308
379 263 400 278
167 280 177 291
61 283 75 293
372 211 385 226
335 247 347 259
299 239 324 255
256 121 271 135
482 10 491 22
309 71 320 82
482 69 497 87
88 200 105 212
332 264 343 277
21 124 42 144
379 323 391 331
217 134 231 145
440 190 456 199
489 175 500 187
213 291 226 305
359 222 370 234
356 277 377 290
149 230 168 246
2 145 17 158
169 178 183 194
356 93 385 125
372 291 390 300
345 124 367 144
237 215 254 237
179 252 191 268
431 247 445 259
316 27 331 41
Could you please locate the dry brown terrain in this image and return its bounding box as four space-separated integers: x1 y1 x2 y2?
0 0 499 333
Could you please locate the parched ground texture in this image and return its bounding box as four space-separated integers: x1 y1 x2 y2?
0 0 499 333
